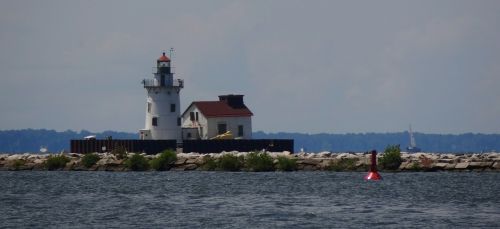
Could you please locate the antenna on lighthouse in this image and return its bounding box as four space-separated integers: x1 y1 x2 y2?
169 47 174 60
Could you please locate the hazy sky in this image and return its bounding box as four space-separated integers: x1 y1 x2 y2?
1 0 499 134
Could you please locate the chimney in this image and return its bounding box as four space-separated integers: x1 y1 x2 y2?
219 94 245 108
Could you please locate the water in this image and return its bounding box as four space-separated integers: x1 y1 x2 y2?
1 172 499 228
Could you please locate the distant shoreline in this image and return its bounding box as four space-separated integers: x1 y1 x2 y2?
1 152 499 172
2 129 500 153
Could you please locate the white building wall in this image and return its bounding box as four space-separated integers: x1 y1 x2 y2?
206 116 252 139
141 69 182 142
181 106 208 139
144 87 181 141
181 105 252 139
182 128 200 140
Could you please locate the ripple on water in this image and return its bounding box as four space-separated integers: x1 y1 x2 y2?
0 172 499 228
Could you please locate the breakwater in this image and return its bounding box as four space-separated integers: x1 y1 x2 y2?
1 151 499 171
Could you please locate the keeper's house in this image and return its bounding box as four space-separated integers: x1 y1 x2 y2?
181 94 253 140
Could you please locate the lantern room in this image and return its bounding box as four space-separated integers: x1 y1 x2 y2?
157 52 171 74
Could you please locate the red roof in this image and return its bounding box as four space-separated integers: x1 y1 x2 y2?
186 101 253 118
157 52 170 62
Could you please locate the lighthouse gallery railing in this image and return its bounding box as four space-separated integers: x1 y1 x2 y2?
142 78 184 88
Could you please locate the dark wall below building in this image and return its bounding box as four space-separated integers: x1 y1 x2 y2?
183 139 294 154
70 140 177 154
70 139 294 154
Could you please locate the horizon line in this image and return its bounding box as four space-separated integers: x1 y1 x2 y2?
1 128 499 136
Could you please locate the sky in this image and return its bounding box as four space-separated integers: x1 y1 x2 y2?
1 0 499 134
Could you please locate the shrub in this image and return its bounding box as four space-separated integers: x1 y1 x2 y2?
201 156 218 171
379 145 402 170
150 150 177 171
46 155 70 170
12 159 26 170
276 156 297 171
81 153 100 168
245 152 275 172
328 158 358 171
125 154 150 171
409 162 421 171
111 145 127 160
218 154 243 171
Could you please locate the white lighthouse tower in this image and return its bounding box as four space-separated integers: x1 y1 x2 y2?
139 52 184 142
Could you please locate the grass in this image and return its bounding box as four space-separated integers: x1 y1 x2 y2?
81 153 100 168
276 156 297 171
201 156 218 171
111 145 127 160
245 152 275 172
409 162 421 171
12 159 26 170
218 154 244 171
201 153 293 172
328 158 358 171
46 155 70 170
125 154 150 171
379 144 402 170
150 150 177 171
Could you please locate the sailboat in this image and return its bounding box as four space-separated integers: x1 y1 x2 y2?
406 125 421 153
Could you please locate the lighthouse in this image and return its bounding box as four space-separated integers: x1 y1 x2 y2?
139 52 184 142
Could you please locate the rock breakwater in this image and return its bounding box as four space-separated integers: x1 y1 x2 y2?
1 152 499 172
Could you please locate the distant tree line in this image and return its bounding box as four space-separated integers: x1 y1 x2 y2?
0 129 136 153
253 131 500 153
0 129 499 153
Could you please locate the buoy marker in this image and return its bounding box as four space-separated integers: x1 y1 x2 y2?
365 150 382 180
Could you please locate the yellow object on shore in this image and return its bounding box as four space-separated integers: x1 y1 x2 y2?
210 131 233 140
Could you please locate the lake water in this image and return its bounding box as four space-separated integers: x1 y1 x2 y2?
1 172 499 228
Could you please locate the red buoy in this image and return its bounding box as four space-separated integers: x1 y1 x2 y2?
365 150 382 180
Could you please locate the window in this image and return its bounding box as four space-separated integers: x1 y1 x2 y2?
190 112 195 121
177 117 181 126
147 102 151 113
217 123 227 134
152 117 158 126
195 112 199 121
187 133 192 138
238 125 244 137
170 104 176 112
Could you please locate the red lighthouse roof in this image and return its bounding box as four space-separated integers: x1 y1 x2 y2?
157 52 170 62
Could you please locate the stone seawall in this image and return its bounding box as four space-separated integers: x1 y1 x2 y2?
1 152 499 172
